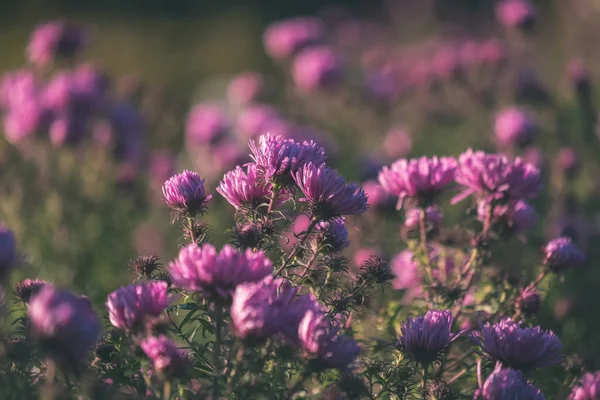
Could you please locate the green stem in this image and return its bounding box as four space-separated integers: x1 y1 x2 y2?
187 217 198 244
212 305 223 400
266 187 280 215
419 208 434 282
275 218 319 277
163 381 171 400
421 365 429 399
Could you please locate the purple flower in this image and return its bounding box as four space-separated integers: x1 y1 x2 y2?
495 0 537 30
516 287 542 315
292 46 342 92
217 163 272 210
472 318 563 371
294 162 368 220
0 69 38 110
227 72 264 106
0 225 16 283
29 286 100 366
391 250 421 294
162 170 212 217
185 103 228 145
477 200 538 235
479 39 507 67
478 367 546 400
249 134 326 187
404 206 443 232
298 310 360 370
494 107 536 149
543 237 585 272
106 281 170 330
362 180 394 210
567 59 591 94
231 276 317 339
140 335 189 377
234 105 280 139
378 156 456 209
453 149 541 205
14 279 48 303
167 244 272 298
432 45 461 80
263 17 324 60
27 21 89 67
49 114 87 147
3 99 49 145
569 371 600 400
557 147 578 174
383 126 412 159
398 310 460 366
311 218 349 253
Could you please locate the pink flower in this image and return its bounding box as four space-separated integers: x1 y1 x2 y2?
162 170 212 217
140 335 189 377
217 163 273 210
263 17 324 60
292 46 342 92
227 72 264 105
106 281 170 330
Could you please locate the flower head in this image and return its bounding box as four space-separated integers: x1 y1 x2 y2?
168 244 272 298
185 103 228 145
543 237 585 272
14 279 48 303
231 276 318 340
567 59 591 95
472 318 563 371
569 371 600 400
263 17 324 60
249 134 326 187
235 105 280 139
496 0 537 30
128 255 161 281
27 20 89 67
478 200 538 235
292 46 342 92
310 218 349 253
29 286 100 366
453 149 541 205
227 72 264 106
162 170 212 217
557 147 578 174
358 256 395 287
140 335 189 377
494 107 536 149
516 287 542 315
391 250 422 295
404 206 443 233
383 126 412 159
298 310 360 370
398 310 460 366
106 281 170 330
479 367 545 400
217 163 273 210
362 180 394 210
294 162 368 220
378 156 456 209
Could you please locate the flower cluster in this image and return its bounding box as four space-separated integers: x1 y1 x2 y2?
106 281 170 330
478 367 545 400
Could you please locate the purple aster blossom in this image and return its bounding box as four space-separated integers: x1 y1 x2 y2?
404 206 443 233
494 107 537 149
14 279 48 303
106 281 170 330
543 237 585 272
557 147 578 174
477 200 538 235
523 146 544 168
378 156 457 209
211 139 247 173
398 310 461 366
311 218 349 253
167 244 272 299
162 170 212 217
263 17 324 60
495 0 537 30
569 371 600 400
391 250 421 296
3 99 49 145
383 126 412 160
432 45 461 80
0 69 38 110
49 114 88 147
291 46 342 92
294 162 369 220
478 366 546 400
234 105 280 139
29 286 100 366
249 134 326 187
231 276 318 339
479 39 507 67
453 149 542 205
27 21 89 67
0 225 17 283
298 309 360 370
140 335 189 377
365 68 400 102
227 72 264 106
216 163 272 210
516 286 542 315
185 103 228 145
472 318 564 371
362 180 394 210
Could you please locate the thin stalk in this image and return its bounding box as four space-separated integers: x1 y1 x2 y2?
266 187 280 215
275 218 319 277
419 208 434 282
168 315 210 366
187 217 198 244
163 381 171 400
212 305 223 400
421 364 429 399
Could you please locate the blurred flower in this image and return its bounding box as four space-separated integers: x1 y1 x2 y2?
543 237 585 272
569 371 600 400
478 366 545 400
365 68 400 102
0 225 17 283
249 134 326 187
49 114 87 147
29 286 100 367
383 126 412 160
292 46 342 92
516 286 541 315
567 59 591 95
217 163 273 210
211 139 247 173
378 156 456 209
185 103 228 145
162 170 212 217
167 244 272 299
404 206 443 233
140 335 189 377
14 279 48 303
522 146 544 168
353 247 382 268
298 310 360 370
227 72 264 106
453 149 541 205
106 281 170 330
495 0 537 30
3 99 49 145
472 318 563 371
149 150 175 195
234 104 280 139
391 250 421 296
557 147 578 174
27 20 89 67
362 180 394 210
294 162 368 220
231 276 317 339
311 218 349 253
479 39 506 67
494 107 536 149
432 45 460 80
477 200 538 234
281 213 311 249
398 310 460 366
0 69 38 110
263 17 324 60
